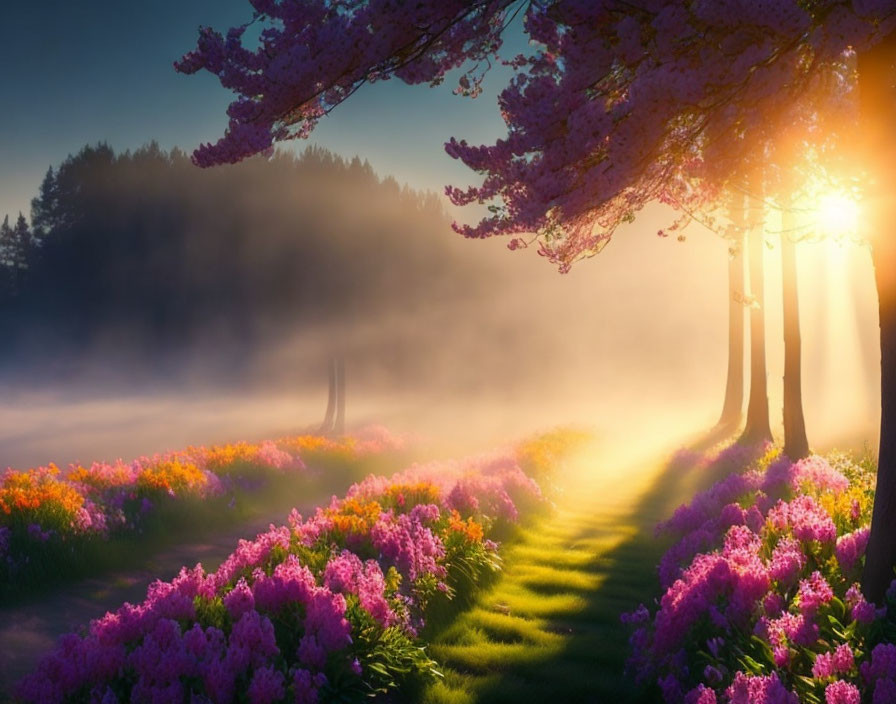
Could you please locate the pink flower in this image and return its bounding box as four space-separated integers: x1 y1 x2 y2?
833 644 856 674
798 571 834 616
725 671 799 704
825 680 860 704
768 495 837 544
836 528 870 574
769 537 806 586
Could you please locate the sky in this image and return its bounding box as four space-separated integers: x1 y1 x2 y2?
0 1 522 222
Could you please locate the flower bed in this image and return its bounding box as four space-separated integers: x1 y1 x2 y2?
0 427 405 593
625 444 896 703
14 430 585 703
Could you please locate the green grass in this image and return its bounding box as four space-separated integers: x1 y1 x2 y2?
420 430 739 704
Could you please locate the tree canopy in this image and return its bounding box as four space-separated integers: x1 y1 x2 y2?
176 1 893 270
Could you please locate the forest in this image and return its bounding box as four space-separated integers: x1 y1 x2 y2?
0 143 495 387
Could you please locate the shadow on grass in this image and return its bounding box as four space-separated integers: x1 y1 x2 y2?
423 423 767 704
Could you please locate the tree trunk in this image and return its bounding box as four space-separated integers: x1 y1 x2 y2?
740 182 773 445
859 30 896 603
319 357 337 435
717 197 746 429
334 355 345 436
781 210 809 460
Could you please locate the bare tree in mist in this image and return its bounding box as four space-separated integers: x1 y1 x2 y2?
318 356 345 436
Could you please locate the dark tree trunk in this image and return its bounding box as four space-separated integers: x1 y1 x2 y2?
717 197 746 428
860 30 896 603
740 185 773 445
864 241 896 603
781 211 809 460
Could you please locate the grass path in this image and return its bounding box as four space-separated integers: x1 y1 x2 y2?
422 430 733 704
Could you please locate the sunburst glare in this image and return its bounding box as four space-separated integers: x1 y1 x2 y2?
814 189 861 240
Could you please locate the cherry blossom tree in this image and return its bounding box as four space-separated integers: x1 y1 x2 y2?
177 1 896 600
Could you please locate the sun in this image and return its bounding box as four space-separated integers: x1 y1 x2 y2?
814 189 860 239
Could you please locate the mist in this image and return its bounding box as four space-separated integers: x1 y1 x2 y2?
0 144 881 472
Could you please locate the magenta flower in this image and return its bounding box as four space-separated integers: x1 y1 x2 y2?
825 680 861 704
836 528 870 574
797 571 834 616
768 495 837 545
725 671 799 704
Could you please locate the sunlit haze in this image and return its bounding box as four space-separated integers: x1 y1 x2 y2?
3 4 895 702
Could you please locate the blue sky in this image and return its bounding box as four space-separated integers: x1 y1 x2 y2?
0 1 522 221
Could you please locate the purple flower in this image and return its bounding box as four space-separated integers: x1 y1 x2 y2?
223 578 255 620
862 643 896 686
247 664 286 704
620 604 650 625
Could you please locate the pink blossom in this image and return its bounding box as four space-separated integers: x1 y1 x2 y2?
725 671 799 704
768 495 837 544
798 571 834 616
836 528 870 574
825 680 861 704
769 536 806 586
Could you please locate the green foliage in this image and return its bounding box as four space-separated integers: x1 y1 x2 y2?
345 598 442 698
193 595 231 633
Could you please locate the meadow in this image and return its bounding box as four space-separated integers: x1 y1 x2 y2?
7 418 890 703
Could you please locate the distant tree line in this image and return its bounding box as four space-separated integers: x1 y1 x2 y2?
0 213 35 296
0 143 486 379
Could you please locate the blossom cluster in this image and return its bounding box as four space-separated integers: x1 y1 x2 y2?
17 439 554 703
624 444 896 703
0 427 405 590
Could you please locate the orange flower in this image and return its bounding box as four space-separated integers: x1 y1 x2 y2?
448 509 484 543
277 434 358 462
136 458 208 494
326 498 382 535
0 465 84 520
385 482 441 509
201 442 258 471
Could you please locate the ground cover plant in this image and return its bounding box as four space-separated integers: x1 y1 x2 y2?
625 444 896 703
0 426 406 598
13 428 585 703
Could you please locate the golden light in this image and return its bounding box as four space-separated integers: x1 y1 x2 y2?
814 189 860 239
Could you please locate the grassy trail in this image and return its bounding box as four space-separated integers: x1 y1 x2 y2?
422 430 733 704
